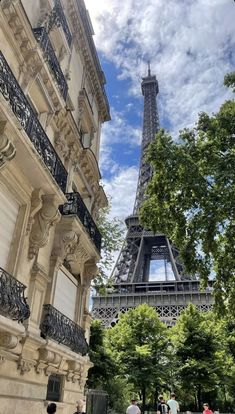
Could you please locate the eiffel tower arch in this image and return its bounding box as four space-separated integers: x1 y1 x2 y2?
92 65 213 327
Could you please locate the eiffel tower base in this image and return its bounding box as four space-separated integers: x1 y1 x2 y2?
92 280 213 327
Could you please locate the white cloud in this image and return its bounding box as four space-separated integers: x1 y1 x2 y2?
99 106 141 176
86 0 235 137
102 165 139 220
85 0 235 270
101 107 141 147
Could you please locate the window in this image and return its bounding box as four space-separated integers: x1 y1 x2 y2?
46 374 63 402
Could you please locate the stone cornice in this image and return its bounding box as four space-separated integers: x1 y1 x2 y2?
67 0 110 123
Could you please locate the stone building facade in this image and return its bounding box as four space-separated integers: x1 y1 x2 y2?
0 1 110 413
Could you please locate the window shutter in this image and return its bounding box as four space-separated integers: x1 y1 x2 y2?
53 269 77 321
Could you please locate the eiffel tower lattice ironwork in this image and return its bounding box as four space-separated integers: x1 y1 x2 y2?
92 65 213 327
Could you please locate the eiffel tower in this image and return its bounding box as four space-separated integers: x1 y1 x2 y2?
92 64 213 326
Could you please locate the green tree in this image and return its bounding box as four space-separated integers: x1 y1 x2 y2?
171 305 222 410
106 304 169 413
140 73 235 315
94 206 123 290
87 320 117 390
87 320 135 413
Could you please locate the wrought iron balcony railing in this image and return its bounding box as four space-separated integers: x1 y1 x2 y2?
59 192 102 252
40 304 89 356
0 267 30 323
0 51 67 193
33 27 68 100
54 0 72 47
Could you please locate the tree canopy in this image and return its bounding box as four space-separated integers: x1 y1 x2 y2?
94 205 123 290
106 304 169 413
89 304 235 413
140 73 235 315
171 305 221 410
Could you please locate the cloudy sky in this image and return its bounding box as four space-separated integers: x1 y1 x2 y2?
85 0 235 222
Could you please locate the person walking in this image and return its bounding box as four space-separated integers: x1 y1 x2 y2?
203 403 213 414
47 403 57 414
157 395 171 414
167 393 179 414
73 400 86 414
126 399 141 414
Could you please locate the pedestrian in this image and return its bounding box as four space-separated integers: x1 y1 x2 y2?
73 400 86 414
126 398 141 414
47 403 57 414
157 395 171 414
203 403 213 414
167 393 179 414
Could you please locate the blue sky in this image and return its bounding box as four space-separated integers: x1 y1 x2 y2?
85 0 235 221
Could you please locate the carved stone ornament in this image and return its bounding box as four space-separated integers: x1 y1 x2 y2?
76 244 90 265
38 348 62 365
26 189 43 234
29 194 61 259
67 360 82 372
35 361 48 375
18 357 35 375
81 259 97 286
0 355 6 365
54 132 69 160
36 348 62 374
52 228 79 265
0 122 16 169
0 332 18 349
67 372 81 383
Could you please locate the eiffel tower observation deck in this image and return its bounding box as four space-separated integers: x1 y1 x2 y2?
92 65 213 327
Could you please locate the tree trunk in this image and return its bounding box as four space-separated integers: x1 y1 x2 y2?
197 385 202 411
154 387 158 410
142 386 146 414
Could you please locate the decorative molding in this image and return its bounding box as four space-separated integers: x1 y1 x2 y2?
54 132 68 159
82 259 97 281
26 189 43 235
35 361 48 375
0 332 18 349
28 194 61 259
17 357 35 375
67 361 82 383
0 355 6 365
36 348 62 374
76 244 90 265
52 227 80 268
0 121 16 169
31 262 48 281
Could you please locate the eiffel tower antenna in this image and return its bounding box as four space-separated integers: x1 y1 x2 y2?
148 60 151 76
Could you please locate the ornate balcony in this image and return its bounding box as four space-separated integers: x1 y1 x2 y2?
33 27 68 100
54 0 72 47
0 267 30 323
40 304 89 356
0 51 67 193
59 192 102 252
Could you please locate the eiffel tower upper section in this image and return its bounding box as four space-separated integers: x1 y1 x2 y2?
112 65 184 284
134 64 159 213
